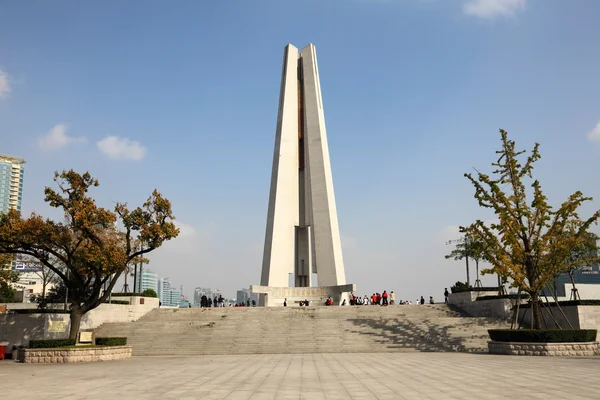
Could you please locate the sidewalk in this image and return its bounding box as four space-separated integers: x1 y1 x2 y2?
1 352 599 399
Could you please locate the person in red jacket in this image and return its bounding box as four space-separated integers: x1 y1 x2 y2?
382 290 389 306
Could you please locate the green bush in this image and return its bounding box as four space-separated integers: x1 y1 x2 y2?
29 338 76 348
95 337 127 346
488 329 597 343
141 288 158 298
0 282 17 303
476 294 530 301
110 293 143 297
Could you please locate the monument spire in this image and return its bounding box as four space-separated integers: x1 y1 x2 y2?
254 44 354 306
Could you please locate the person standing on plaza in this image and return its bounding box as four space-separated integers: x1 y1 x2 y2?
420 296 425 305
390 291 395 305
382 290 388 306
444 288 449 304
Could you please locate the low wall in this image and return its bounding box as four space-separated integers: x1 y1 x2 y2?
0 313 70 357
448 290 517 319
517 305 600 329
488 341 599 356
80 296 159 330
19 345 132 363
0 296 158 356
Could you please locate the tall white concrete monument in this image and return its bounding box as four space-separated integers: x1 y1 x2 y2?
252 43 355 306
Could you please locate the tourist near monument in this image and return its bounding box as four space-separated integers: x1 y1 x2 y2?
251 44 355 306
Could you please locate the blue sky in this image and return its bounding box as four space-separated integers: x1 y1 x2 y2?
1 0 600 301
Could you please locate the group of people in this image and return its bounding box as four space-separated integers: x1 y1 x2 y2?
329 291 397 306
233 299 256 307
198 294 226 308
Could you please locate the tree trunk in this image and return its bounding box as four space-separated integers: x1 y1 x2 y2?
531 293 543 330
40 280 47 310
465 257 470 286
69 307 84 340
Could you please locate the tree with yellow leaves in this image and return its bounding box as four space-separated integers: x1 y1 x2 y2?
462 130 600 329
0 170 179 338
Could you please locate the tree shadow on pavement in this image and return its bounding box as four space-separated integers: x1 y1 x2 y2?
345 316 485 353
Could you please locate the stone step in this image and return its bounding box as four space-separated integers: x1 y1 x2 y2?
94 305 508 356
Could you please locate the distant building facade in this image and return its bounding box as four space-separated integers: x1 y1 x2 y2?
158 278 172 306
0 153 25 213
193 287 221 305
134 269 158 294
158 278 184 307
236 288 258 305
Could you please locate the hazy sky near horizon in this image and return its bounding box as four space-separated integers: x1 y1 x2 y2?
1 0 600 301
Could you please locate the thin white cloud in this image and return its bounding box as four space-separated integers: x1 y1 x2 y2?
38 124 86 151
97 135 147 161
587 122 600 143
0 68 10 99
463 0 525 18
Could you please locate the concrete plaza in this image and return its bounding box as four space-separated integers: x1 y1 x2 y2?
1 353 599 399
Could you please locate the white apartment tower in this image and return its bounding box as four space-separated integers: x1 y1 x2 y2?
0 154 25 213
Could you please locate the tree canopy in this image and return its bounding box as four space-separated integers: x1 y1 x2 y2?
0 170 179 337
461 130 600 329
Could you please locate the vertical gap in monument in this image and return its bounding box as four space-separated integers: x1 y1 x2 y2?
295 55 309 288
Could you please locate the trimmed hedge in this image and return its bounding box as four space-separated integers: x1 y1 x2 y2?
29 339 76 348
95 337 127 346
476 294 530 301
451 287 500 294
518 300 600 308
9 309 70 314
109 293 143 297
488 329 597 343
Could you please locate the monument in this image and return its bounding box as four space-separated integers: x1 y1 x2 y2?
251 43 355 306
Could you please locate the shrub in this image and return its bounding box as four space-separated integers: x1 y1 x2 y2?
110 293 143 297
476 294 530 301
488 329 597 343
29 338 76 348
95 337 127 346
141 288 158 298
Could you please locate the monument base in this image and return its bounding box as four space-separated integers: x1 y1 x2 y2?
250 284 356 307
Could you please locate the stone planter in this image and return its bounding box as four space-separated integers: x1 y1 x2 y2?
18 345 132 363
488 341 599 356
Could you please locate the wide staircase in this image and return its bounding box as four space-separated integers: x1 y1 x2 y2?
94 304 509 356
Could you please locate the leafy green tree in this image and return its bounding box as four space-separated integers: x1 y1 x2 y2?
462 130 600 329
0 281 16 302
445 234 490 286
142 288 158 298
0 170 179 338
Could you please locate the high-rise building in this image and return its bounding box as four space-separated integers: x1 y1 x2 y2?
170 288 182 307
158 277 172 306
0 154 25 213
157 278 185 307
134 269 158 294
236 288 259 305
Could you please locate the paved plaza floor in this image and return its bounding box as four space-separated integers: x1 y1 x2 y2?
2 352 600 399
